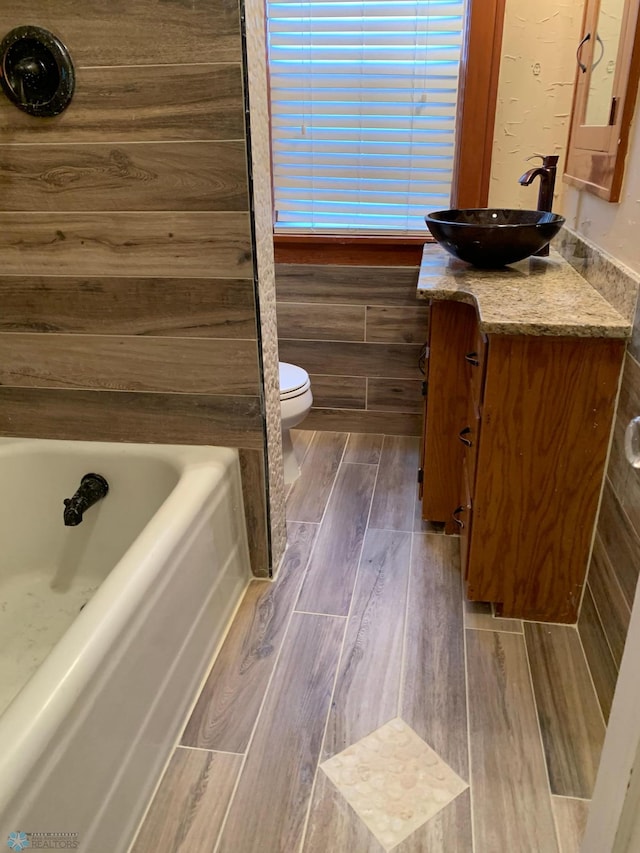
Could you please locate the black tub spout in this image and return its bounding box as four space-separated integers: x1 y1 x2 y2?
63 473 109 526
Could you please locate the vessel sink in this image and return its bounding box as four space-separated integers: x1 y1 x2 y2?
425 208 565 267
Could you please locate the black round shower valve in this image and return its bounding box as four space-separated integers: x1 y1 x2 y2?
0 25 75 117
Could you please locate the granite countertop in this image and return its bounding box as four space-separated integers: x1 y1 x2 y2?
416 244 632 337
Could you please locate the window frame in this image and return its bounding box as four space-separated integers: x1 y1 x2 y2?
271 0 507 265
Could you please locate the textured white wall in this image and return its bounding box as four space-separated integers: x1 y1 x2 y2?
490 0 640 276
488 0 585 211
563 82 640 274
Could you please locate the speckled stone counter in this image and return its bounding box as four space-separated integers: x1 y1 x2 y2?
417 244 632 337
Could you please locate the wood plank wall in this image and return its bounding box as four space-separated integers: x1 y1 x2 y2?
0 1 272 574
275 264 428 435
579 348 640 720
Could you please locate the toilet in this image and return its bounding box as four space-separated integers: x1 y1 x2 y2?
279 361 313 484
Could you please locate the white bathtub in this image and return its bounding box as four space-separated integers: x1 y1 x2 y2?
0 439 251 852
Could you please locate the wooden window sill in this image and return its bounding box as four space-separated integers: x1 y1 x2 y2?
273 233 434 266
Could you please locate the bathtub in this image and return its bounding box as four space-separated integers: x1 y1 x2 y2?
0 439 251 852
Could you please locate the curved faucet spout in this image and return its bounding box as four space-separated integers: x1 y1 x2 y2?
519 166 547 187
63 473 109 526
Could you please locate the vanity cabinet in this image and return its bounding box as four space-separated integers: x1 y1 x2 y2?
420 299 625 623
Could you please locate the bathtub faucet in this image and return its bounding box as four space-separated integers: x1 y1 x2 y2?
63 473 109 526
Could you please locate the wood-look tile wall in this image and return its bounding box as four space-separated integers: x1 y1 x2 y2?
276 264 428 435
579 348 640 720
0 2 271 573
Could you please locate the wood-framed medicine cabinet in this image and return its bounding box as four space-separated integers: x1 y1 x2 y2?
565 0 640 201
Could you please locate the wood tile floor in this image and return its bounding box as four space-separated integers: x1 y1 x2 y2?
131 431 605 853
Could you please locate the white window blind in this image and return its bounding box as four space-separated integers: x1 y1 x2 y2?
267 0 465 234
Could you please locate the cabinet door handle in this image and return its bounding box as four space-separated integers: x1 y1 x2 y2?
453 505 465 529
576 32 591 73
465 351 479 366
458 427 472 447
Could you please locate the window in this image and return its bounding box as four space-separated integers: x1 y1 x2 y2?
267 0 466 235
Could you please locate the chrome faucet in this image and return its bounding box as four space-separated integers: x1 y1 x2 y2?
518 154 559 256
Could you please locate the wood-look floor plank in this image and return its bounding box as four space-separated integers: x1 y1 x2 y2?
291 430 315 468
303 773 472 852
296 464 377 616
369 435 420 531
1 1 241 66
0 65 245 144
578 585 618 721
303 770 384 852
0 142 248 211
0 334 259 395
181 522 318 753
463 599 523 634
0 387 263 447
286 431 348 523
466 630 560 853
0 212 252 279
216 613 344 853
132 748 242 853
0 277 256 338
552 796 590 853
588 535 632 666
401 534 468 778
395 790 472 853
323 529 411 759
596 477 640 609
524 622 605 798
343 433 384 465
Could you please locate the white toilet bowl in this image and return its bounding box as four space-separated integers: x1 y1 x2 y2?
279 362 313 484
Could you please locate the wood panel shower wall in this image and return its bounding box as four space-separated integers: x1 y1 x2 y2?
276 264 428 435
0 1 270 574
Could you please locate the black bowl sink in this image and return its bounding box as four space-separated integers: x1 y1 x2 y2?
425 208 565 267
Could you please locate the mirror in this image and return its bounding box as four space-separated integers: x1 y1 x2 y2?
584 0 626 126
564 0 640 201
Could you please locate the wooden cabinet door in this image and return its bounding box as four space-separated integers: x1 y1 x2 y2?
420 300 476 533
466 333 625 622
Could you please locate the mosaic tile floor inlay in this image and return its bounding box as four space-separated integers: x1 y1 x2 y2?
320 717 469 850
